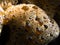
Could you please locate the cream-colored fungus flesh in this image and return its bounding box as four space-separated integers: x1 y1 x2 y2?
0 3 59 45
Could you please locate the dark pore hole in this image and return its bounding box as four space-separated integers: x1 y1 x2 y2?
44 25 48 29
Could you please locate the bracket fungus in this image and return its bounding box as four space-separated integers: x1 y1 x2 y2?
0 1 59 45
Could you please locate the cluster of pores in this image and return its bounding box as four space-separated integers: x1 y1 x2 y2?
0 3 59 45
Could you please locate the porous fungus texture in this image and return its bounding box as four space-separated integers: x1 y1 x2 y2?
0 4 59 45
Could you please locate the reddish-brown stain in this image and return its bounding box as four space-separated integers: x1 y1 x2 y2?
22 6 29 11
32 6 38 9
